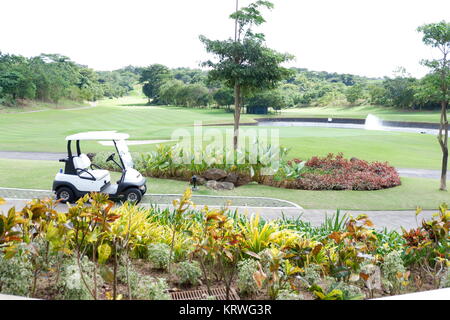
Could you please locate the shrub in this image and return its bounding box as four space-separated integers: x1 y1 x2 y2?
292 153 401 191
147 243 170 270
333 281 364 300
174 260 202 286
58 257 103 300
95 148 400 191
439 269 450 288
311 277 364 300
118 262 140 293
381 250 407 294
237 259 260 296
301 264 322 286
134 276 171 300
276 289 303 300
0 253 33 297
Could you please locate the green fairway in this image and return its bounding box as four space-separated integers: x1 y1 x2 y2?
0 158 448 210
0 95 445 170
0 99 87 114
0 95 257 153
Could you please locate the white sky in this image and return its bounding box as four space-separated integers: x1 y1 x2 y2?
0 0 449 78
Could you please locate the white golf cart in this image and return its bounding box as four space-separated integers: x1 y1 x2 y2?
53 131 147 204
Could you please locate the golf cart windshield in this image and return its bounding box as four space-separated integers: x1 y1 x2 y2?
115 140 134 169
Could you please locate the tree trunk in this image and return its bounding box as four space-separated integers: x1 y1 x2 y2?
438 100 448 191
233 84 241 150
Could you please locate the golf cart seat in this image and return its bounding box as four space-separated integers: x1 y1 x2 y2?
73 154 110 181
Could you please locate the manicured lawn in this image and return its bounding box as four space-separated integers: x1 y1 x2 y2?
0 95 256 153
0 99 86 113
1 159 448 210
0 95 445 170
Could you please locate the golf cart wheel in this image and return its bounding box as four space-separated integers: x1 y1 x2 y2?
56 187 75 203
124 188 142 204
141 184 147 195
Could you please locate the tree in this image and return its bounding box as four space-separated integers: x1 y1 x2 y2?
213 86 234 110
247 89 289 114
367 83 389 106
345 84 365 105
417 21 450 191
159 79 185 105
200 0 293 149
139 64 171 104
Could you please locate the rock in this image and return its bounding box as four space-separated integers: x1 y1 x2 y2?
224 172 239 184
219 182 235 190
235 175 252 187
205 180 218 190
205 180 235 190
203 168 227 181
350 157 359 162
196 177 206 185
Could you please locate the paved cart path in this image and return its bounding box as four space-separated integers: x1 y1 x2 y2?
0 188 436 231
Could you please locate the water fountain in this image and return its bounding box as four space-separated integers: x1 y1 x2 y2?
365 114 384 130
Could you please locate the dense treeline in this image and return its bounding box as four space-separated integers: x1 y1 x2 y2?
139 63 446 113
0 52 139 106
1 52 445 112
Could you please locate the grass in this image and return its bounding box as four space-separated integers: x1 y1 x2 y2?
0 95 256 153
0 99 87 113
0 158 448 210
0 95 446 169
0 94 448 210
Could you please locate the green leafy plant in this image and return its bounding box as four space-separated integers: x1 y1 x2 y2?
276 289 303 300
381 250 409 295
147 243 171 270
0 252 33 297
191 205 245 299
134 276 171 300
174 260 202 286
402 204 449 288
58 257 103 300
237 258 260 296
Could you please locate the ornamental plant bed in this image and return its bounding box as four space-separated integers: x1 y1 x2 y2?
93 144 401 191
265 153 402 191
1 193 447 301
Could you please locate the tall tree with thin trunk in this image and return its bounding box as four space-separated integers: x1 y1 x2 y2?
200 0 293 149
417 21 450 191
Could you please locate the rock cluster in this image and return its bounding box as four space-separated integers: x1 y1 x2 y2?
194 168 249 190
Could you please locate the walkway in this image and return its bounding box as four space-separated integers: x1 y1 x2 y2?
0 187 437 231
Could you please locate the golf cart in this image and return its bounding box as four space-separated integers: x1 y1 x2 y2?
53 131 147 204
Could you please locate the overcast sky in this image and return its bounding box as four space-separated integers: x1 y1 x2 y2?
1 0 449 78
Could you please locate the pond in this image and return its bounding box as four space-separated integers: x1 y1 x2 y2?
256 114 440 135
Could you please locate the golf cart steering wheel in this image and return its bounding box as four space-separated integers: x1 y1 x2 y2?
106 153 116 162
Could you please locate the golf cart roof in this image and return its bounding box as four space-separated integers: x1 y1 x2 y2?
65 131 130 141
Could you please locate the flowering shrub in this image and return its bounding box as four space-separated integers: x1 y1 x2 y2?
283 153 401 191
